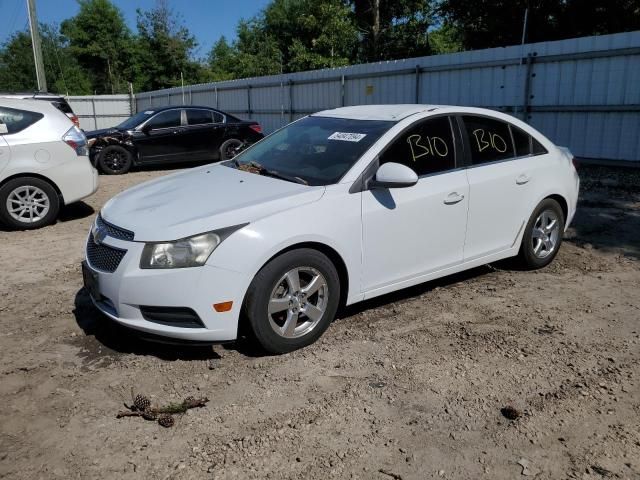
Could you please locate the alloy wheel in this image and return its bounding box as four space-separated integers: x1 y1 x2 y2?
267 267 329 339
104 150 128 171
6 185 50 224
531 209 560 259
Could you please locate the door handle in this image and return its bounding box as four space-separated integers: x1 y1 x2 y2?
516 174 531 185
443 192 465 205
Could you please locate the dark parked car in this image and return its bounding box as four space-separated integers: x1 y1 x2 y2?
85 106 264 174
0 92 79 127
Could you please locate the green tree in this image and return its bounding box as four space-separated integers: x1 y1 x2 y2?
61 0 134 93
428 23 464 54
135 0 206 90
0 27 91 95
438 0 640 50
351 0 435 62
207 36 237 81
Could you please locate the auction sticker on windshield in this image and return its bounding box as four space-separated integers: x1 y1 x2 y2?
328 132 367 142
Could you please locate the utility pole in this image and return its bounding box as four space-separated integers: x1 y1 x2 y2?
27 0 47 92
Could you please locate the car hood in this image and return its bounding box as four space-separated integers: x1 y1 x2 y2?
101 164 325 241
85 127 124 139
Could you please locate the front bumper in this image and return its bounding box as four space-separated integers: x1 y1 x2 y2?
83 233 250 342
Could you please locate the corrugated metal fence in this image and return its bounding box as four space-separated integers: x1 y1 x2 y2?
67 94 134 130
112 31 639 162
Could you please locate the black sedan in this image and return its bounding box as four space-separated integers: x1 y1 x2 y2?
85 106 264 174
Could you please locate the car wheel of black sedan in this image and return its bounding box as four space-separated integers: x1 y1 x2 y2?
98 145 133 175
220 138 244 161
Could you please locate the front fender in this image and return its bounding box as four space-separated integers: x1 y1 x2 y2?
207 186 363 305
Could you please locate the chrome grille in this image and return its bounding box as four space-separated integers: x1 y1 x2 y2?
86 235 127 273
96 214 134 241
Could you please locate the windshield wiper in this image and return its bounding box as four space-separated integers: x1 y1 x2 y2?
246 161 308 185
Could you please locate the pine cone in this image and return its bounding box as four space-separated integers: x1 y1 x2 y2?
158 414 174 428
133 394 151 411
142 410 157 421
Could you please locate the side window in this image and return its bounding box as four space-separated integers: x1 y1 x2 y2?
379 116 456 176
510 125 531 157
146 110 181 129
187 109 213 125
212 111 224 123
462 116 514 165
532 137 548 155
0 107 43 134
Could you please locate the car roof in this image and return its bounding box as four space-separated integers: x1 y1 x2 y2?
313 104 442 121
0 98 61 113
0 92 66 100
145 105 221 113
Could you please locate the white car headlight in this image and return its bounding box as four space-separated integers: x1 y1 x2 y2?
140 225 247 269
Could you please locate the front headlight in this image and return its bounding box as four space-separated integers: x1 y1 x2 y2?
140 224 247 269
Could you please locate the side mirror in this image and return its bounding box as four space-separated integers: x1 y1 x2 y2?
369 162 418 189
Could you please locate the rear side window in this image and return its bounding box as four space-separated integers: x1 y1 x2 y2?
213 111 224 123
380 116 456 176
532 137 548 155
187 109 213 125
146 110 181 129
462 116 514 165
0 107 44 134
510 125 531 157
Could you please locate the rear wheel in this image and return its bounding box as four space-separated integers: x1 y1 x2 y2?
0 177 60 229
220 138 244 161
98 145 132 174
517 198 564 269
244 249 340 354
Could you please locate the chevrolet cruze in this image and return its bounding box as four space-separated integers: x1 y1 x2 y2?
83 105 579 353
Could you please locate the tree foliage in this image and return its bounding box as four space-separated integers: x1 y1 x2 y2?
438 0 640 50
0 0 637 93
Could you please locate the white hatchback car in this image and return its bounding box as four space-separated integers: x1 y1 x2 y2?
84 105 579 353
0 98 98 229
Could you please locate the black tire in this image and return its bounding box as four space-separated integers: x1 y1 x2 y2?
98 145 133 174
219 138 244 161
244 248 341 354
0 177 60 230
517 198 565 270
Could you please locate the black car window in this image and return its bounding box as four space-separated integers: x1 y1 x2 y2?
532 137 549 155
462 115 515 165
50 100 73 114
379 116 456 176
510 124 531 157
213 111 224 123
230 116 394 186
0 107 43 134
187 109 213 125
146 110 181 129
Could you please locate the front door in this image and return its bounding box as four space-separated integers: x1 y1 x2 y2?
361 116 469 294
134 109 185 163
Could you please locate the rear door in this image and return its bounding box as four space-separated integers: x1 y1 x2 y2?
134 109 185 163
184 108 226 161
460 115 541 260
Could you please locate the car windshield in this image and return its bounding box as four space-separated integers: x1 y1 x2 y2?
117 110 156 130
227 116 394 186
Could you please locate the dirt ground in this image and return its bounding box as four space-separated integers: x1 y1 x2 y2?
0 164 639 480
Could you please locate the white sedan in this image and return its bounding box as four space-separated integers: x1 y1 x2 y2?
83 105 579 353
0 98 98 229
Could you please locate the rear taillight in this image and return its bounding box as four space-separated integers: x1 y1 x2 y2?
66 113 80 128
63 126 89 156
249 124 262 134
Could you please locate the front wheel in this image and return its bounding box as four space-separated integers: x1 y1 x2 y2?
517 198 565 269
0 177 60 229
244 249 341 354
98 145 133 174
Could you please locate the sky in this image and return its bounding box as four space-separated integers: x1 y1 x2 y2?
0 0 271 57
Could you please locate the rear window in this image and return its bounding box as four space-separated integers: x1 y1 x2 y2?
50 100 73 114
187 109 213 125
0 107 44 134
